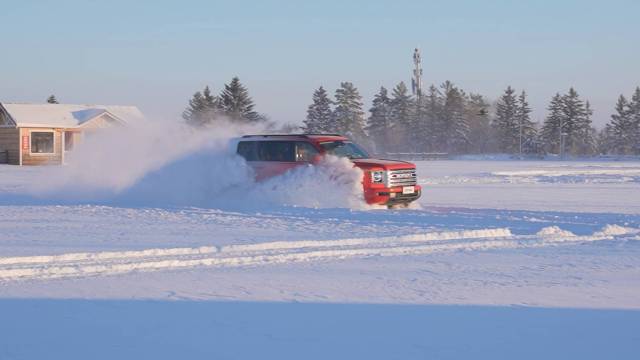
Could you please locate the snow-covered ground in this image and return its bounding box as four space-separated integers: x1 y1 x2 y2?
419 160 640 214
1 153 639 359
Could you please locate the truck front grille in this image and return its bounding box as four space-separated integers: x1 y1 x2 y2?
386 169 417 187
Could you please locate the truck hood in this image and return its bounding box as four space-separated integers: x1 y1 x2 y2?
351 158 415 170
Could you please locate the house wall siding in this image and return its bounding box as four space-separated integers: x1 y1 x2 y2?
20 128 63 165
0 127 20 164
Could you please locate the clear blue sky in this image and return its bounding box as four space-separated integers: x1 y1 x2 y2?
1 0 638 127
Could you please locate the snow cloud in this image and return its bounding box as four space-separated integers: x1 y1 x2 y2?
20 119 367 210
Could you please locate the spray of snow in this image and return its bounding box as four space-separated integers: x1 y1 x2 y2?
22 119 368 210
27 119 252 196
250 156 365 209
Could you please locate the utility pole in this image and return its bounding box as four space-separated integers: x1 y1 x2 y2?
411 48 423 98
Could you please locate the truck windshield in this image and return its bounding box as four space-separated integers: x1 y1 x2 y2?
319 141 369 159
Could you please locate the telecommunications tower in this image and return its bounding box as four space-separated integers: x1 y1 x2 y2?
411 48 423 98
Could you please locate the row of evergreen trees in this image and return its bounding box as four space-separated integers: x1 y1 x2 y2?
303 81 508 154
182 78 640 156
302 82 640 156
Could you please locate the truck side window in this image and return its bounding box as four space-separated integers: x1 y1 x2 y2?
257 141 295 162
237 141 258 161
295 142 319 162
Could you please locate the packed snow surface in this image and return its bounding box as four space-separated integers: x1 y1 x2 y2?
1 126 639 359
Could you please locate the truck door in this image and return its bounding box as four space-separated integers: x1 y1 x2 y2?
254 141 299 179
235 140 297 180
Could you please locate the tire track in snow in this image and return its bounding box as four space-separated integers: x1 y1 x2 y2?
0 246 218 267
0 226 636 282
0 229 511 268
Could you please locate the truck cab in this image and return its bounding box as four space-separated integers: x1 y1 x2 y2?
235 134 422 207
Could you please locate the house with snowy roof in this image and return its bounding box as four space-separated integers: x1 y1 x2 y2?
0 102 145 165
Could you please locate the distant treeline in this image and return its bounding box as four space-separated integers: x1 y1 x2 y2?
183 78 640 156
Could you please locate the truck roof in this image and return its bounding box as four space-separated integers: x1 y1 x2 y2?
241 134 349 142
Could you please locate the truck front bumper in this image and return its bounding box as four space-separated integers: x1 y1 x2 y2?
364 185 422 206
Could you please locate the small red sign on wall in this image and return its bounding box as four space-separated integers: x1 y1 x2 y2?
22 135 29 151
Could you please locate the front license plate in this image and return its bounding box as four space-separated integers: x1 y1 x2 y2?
402 186 415 195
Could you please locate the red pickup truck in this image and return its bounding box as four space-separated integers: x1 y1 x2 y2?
235 134 422 207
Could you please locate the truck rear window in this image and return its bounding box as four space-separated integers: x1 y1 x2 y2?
237 141 296 162
237 141 259 161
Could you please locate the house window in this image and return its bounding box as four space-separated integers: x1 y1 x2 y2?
31 132 54 154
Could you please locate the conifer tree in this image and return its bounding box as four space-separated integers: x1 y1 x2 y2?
465 93 493 153
541 93 564 154
388 82 415 151
440 81 469 153
414 94 431 152
422 85 443 152
597 124 616 155
608 95 633 154
183 91 205 125
541 88 594 156
332 82 366 141
46 95 59 104
303 86 333 133
494 86 519 153
515 90 538 154
562 88 584 153
576 101 596 155
220 77 261 123
182 85 220 127
366 87 392 153
562 88 592 155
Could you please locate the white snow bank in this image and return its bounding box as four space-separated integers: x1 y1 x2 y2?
0 246 217 267
222 228 513 253
593 224 638 237
536 225 640 243
0 220 637 282
0 228 515 281
5 223 640 282
536 226 577 238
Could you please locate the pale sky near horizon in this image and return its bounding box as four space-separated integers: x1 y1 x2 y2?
1 0 638 128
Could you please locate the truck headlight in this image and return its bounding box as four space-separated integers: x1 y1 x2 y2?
371 171 384 183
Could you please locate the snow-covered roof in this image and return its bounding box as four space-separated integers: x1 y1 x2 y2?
0 103 146 128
